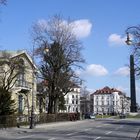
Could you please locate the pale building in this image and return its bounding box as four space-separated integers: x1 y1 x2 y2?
0 50 38 115
63 85 81 113
91 86 130 115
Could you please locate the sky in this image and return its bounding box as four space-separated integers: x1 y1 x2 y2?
0 0 140 104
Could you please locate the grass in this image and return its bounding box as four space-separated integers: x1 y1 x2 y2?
95 115 112 118
127 114 140 119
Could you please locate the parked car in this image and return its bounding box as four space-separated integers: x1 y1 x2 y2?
90 114 96 119
85 113 96 119
119 113 126 119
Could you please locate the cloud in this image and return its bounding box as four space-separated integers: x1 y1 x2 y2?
114 66 130 76
108 33 126 47
37 19 92 39
72 19 92 38
79 64 108 77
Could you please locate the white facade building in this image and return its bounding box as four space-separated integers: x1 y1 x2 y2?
91 87 130 115
64 86 80 113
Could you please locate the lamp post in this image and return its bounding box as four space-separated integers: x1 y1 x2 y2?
125 27 139 112
30 45 35 129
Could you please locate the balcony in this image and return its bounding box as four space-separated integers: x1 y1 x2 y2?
15 80 31 93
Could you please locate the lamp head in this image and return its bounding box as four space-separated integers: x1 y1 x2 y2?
125 32 132 45
45 47 49 52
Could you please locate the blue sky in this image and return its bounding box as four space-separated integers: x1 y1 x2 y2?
0 0 140 103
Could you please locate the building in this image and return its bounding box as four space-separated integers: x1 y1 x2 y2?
80 95 91 115
91 86 130 115
60 85 81 113
0 50 38 115
37 80 81 113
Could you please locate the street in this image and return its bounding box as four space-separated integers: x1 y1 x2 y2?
0 119 140 140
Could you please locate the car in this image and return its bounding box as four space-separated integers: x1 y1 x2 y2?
90 114 96 119
119 113 126 119
85 113 96 119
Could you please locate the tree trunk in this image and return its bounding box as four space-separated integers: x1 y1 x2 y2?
54 97 59 114
48 96 53 114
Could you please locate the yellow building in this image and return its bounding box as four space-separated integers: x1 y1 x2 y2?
0 50 38 115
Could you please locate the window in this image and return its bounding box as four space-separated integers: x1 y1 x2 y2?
18 95 23 113
76 99 78 104
102 108 104 112
107 101 109 105
17 73 25 86
17 59 25 87
96 108 98 112
72 100 74 104
112 101 114 105
96 101 98 105
73 107 75 112
108 108 109 113
102 101 104 105
66 98 69 104
72 95 74 98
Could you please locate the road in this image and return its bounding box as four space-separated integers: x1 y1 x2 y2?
0 118 140 140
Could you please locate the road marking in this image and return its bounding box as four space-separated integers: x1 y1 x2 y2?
96 125 102 128
105 131 112 135
103 124 110 126
17 135 35 139
94 136 101 140
48 138 56 140
84 128 92 131
67 132 78 136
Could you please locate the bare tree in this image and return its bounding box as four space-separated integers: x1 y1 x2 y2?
0 51 25 91
125 26 140 79
32 15 85 113
0 51 25 115
0 0 6 5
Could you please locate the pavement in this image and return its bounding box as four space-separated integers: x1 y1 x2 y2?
0 118 139 139
0 120 86 138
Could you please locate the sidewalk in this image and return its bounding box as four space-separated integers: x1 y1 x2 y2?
0 120 87 138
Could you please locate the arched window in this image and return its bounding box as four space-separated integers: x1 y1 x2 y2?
18 95 23 113
17 59 25 86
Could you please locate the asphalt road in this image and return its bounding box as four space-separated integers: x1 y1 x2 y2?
0 118 140 140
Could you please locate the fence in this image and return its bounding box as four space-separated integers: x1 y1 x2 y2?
0 113 80 128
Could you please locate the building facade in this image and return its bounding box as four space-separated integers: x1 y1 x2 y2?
0 50 38 115
61 85 81 113
91 86 130 115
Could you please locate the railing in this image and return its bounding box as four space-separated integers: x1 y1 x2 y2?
15 80 32 89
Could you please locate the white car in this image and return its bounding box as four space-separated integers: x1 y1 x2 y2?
90 114 96 119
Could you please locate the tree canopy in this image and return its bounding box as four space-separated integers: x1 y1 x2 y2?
126 26 140 79
32 15 84 113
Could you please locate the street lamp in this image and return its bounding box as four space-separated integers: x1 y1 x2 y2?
125 26 140 46
30 45 35 129
125 27 138 112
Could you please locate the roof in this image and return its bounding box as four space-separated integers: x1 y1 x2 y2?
93 86 122 95
0 50 37 69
